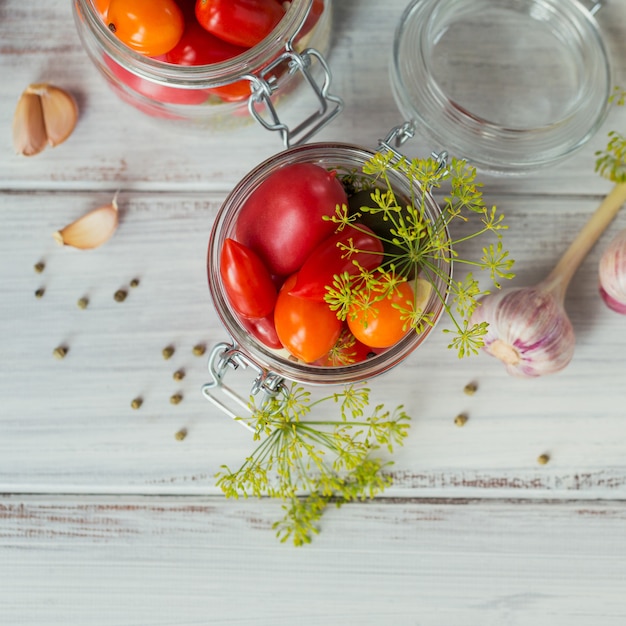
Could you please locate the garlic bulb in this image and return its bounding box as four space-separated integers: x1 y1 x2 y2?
53 195 119 249
472 181 626 377
13 83 78 156
470 286 575 377
599 228 626 314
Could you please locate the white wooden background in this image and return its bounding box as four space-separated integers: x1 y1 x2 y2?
1 1 626 624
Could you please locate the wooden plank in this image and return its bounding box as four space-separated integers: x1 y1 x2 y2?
1 495 626 625
2 191 625 496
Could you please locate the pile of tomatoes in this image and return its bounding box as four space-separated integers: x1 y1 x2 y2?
218 162 420 367
93 0 323 105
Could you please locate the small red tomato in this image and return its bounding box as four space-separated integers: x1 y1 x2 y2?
165 21 251 102
107 0 185 56
274 274 342 363
195 0 285 48
219 238 278 319
235 163 348 277
289 224 384 301
239 313 283 349
348 280 414 349
297 0 324 39
103 54 211 107
166 20 247 65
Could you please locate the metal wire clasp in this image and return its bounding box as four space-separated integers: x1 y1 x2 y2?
201 342 287 431
245 44 344 148
584 0 603 16
378 121 449 177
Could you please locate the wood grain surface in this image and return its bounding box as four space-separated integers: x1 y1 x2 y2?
1 0 626 623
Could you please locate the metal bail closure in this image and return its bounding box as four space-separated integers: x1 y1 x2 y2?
378 121 450 180
246 45 344 148
201 342 288 432
582 0 603 16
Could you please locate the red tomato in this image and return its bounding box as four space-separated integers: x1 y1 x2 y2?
302 0 324 37
103 54 211 107
239 313 283 349
165 21 251 102
348 280 414 349
176 0 198 20
107 0 185 56
195 0 285 48
274 274 342 363
166 20 247 65
219 238 278 319
277 0 324 39
289 224 384 301
235 163 348 277
314 329 374 367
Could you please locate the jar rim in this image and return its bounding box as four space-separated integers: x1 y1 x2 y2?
78 0 314 87
390 0 612 173
207 142 451 386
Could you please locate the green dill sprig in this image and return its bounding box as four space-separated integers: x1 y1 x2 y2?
595 131 626 183
609 85 626 107
324 152 515 358
595 87 626 183
215 382 410 546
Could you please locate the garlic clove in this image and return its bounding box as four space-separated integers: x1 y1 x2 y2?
32 83 78 147
470 286 576 378
12 83 78 156
411 277 433 314
53 196 119 250
598 228 626 314
12 91 47 156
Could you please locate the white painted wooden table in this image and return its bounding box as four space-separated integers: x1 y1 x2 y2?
2 1 626 624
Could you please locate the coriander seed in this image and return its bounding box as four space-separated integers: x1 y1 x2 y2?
192 343 206 357
113 289 127 302
162 345 175 360
34 261 45 273
130 397 143 410
463 382 478 396
170 393 183 405
175 428 187 441
35 287 45 298
454 413 468 427
537 453 550 465
53 346 68 359
130 278 140 288
77 297 89 309
173 369 185 381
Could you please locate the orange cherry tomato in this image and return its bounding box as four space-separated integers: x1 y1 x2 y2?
347 280 414 349
314 329 374 367
93 0 110 20
107 0 185 57
274 274 342 363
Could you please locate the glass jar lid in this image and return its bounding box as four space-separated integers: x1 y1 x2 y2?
390 0 612 174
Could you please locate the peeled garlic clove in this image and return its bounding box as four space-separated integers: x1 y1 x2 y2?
33 83 78 147
53 197 119 250
12 91 47 156
410 277 433 314
13 83 78 156
599 228 626 314
470 286 576 378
